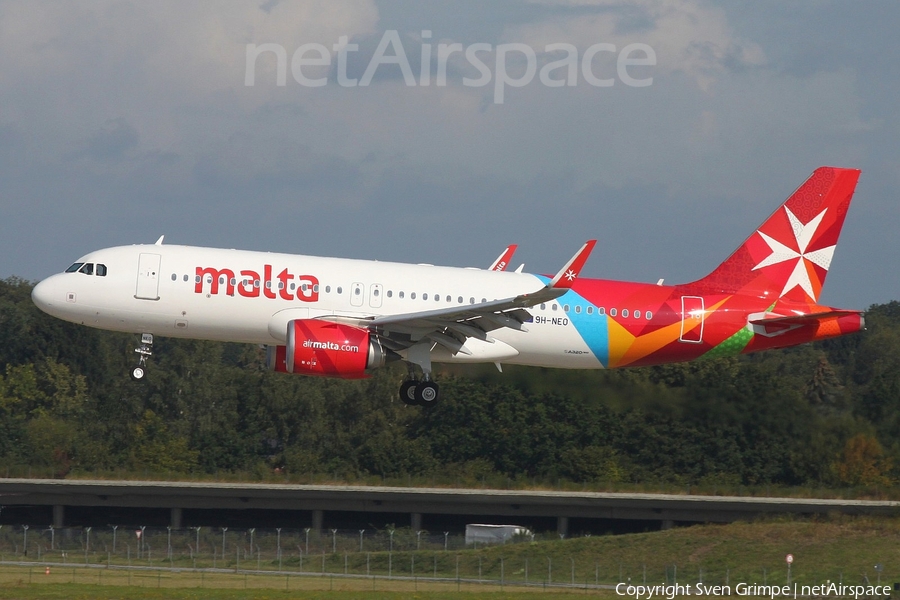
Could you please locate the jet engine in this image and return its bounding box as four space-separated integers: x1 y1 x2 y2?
266 319 387 378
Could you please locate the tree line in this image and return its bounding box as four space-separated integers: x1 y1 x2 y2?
1 277 898 490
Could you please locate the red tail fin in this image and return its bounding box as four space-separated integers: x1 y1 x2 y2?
686 167 861 302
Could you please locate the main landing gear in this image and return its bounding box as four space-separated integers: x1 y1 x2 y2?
399 377 440 407
399 359 440 407
131 333 153 381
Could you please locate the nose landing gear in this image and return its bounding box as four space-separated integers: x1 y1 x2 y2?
131 333 153 381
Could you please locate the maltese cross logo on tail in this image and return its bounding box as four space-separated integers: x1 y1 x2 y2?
752 206 835 299
564 270 577 281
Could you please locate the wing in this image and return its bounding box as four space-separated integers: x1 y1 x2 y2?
488 244 518 271
326 241 596 356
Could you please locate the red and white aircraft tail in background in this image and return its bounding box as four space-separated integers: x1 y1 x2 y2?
32 167 864 406
489 245 518 272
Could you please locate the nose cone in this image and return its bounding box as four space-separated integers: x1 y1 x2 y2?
32 275 63 316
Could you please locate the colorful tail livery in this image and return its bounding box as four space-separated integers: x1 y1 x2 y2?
690 166 859 302
32 167 863 406
568 167 862 368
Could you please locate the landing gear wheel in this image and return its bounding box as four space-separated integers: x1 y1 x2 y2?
399 380 419 405
415 381 440 407
131 333 153 382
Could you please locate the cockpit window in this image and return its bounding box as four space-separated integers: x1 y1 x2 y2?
67 262 106 276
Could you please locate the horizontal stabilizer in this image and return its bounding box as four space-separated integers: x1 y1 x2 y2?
749 309 862 327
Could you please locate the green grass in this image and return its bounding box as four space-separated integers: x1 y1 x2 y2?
0 569 594 599
465 514 899 586
0 515 898 598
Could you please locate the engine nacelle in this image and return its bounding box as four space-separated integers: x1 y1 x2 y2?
266 319 386 379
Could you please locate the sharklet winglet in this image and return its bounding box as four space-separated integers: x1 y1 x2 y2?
548 240 596 289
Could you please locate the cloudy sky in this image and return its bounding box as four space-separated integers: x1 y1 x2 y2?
1 1 896 309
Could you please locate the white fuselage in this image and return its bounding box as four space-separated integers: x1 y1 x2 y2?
31 244 603 369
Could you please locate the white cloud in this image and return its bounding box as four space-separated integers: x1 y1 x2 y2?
0 1 379 152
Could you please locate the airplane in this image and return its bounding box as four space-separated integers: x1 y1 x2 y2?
489 244 518 272
31 166 864 407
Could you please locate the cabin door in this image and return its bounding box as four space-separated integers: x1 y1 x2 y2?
135 253 161 300
679 296 704 343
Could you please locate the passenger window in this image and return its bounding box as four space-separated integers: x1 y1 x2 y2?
634 310 641 319
79 263 94 275
587 306 593 315
552 304 558 312
575 305 581 314
435 294 440 302
411 292 416 299
399 291 405 299
610 308 617 317
354 287 360 295
325 285 331 293
423 293 428 300
458 296 463 303
66 263 84 273
563 304 570 312
373 288 380 297
97 264 108 277
313 284 319 293
387 290 393 298
540 303 546 310
219 276 226 285
622 309 629 318
337 286 343 294
646 311 653 319
182 274 188 282
599 307 606 315
171 274 177 281
470 297 475 304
